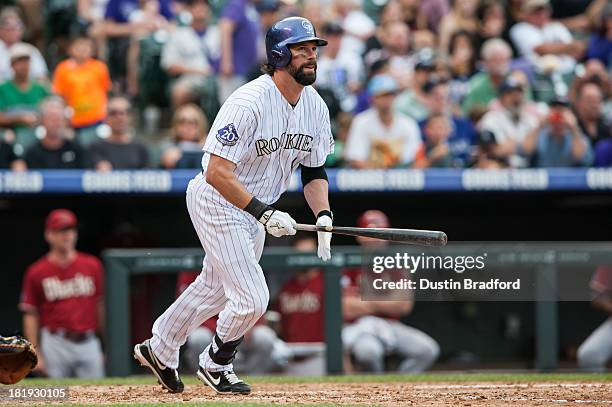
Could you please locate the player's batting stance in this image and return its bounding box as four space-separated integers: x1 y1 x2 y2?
134 17 334 394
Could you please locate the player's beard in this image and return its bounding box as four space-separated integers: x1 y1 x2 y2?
287 61 317 86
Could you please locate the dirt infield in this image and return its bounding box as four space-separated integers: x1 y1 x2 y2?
10 381 611 406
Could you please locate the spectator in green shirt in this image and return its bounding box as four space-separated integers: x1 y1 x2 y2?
461 38 512 118
0 43 50 130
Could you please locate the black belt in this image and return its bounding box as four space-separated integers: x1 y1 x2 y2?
48 329 94 343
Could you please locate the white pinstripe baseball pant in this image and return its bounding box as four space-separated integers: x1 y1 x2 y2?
150 173 268 370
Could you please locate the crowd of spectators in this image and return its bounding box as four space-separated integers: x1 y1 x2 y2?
0 0 610 171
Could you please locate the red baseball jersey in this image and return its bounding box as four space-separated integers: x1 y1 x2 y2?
276 271 324 343
19 252 104 332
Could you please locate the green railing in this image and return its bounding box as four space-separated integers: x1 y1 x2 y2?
102 247 364 377
102 243 611 376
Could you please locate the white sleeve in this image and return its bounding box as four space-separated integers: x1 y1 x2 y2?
400 116 422 164
302 102 334 167
344 113 370 162
203 103 255 164
550 23 572 43
160 31 181 70
479 111 499 133
510 23 541 57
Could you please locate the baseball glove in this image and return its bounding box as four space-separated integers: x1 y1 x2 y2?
0 335 38 384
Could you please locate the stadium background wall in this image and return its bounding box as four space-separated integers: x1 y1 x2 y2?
1 189 611 366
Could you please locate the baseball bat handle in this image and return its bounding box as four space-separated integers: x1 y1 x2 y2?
294 223 448 247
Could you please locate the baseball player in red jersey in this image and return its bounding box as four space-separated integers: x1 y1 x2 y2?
19 209 105 378
275 229 438 373
275 237 325 344
341 210 439 373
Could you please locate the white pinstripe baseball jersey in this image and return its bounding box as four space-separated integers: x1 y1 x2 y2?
201 74 334 205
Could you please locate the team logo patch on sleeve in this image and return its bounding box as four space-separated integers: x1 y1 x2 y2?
216 123 239 146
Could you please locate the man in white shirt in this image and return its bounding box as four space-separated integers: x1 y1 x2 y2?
345 74 422 168
0 8 48 82
479 77 540 167
509 0 582 73
161 0 219 107
334 0 375 57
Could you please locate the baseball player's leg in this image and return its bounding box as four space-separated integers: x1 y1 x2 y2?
39 329 72 378
198 221 269 372
149 178 229 368
391 321 440 373
343 316 393 373
577 317 612 372
150 262 226 369
74 337 105 378
350 333 385 372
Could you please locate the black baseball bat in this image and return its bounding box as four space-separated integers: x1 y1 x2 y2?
295 224 448 246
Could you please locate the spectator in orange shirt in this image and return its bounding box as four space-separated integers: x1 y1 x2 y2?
52 36 111 138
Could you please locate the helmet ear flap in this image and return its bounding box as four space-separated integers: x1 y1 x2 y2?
271 49 284 60
271 46 291 68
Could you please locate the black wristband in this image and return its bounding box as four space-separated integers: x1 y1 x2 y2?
317 210 333 220
244 197 272 220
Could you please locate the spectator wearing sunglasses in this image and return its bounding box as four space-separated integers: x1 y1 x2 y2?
160 104 208 169
88 96 149 171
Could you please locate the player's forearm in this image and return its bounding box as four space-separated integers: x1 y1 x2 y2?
342 296 373 320
22 313 40 348
206 159 253 210
303 179 330 217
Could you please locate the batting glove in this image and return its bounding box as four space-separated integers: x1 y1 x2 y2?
316 211 333 261
261 209 297 237
244 197 297 238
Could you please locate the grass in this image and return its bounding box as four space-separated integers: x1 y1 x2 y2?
17 372 612 386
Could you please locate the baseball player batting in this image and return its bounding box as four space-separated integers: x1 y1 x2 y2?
134 16 334 395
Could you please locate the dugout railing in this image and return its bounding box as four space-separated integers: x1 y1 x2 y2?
102 244 612 377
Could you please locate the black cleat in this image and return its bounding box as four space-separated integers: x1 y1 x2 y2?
197 367 251 394
134 340 184 393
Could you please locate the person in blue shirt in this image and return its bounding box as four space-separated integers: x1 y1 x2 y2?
522 99 593 168
218 0 260 101
585 4 612 68
104 0 173 24
418 76 476 168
